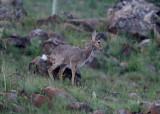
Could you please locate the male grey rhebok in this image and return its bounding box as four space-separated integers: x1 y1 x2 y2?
48 31 103 86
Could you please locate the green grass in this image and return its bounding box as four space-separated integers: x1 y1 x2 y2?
0 0 160 113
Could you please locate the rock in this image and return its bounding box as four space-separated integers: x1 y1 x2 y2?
153 22 160 44
10 90 17 94
139 101 151 108
12 7 27 20
29 56 44 74
128 93 141 100
29 56 82 83
92 110 105 114
0 6 12 20
41 38 67 55
12 104 25 112
42 86 76 101
27 29 49 40
0 21 13 29
9 73 23 80
10 33 20 38
0 27 4 32
66 18 107 32
0 6 27 21
67 102 93 112
108 0 160 38
119 62 128 68
143 100 160 114
138 39 151 48
48 30 67 42
3 37 31 48
12 0 23 6
105 90 120 97
36 14 62 26
29 94 52 108
0 0 11 5
117 109 132 114
29 56 53 75
6 93 17 101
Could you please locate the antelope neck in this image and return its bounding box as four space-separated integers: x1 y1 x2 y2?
84 41 94 60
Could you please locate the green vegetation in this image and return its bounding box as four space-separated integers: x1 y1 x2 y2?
147 0 160 6
0 0 160 113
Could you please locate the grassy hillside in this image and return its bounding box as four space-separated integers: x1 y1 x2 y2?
0 0 160 113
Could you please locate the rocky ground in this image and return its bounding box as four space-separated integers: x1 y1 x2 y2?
0 0 160 113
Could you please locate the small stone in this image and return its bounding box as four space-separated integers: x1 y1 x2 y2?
138 39 151 48
36 14 62 26
48 30 67 42
12 104 25 112
27 29 49 40
0 21 13 29
9 73 22 80
139 101 151 107
0 28 4 32
119 62 128 68
3 37 31 48
143 100 160 114
42 86 76 101
10 90 17 94
29 94 52 108
6 93 17 101
0 6 12 20
41 38 67 55
92 110 105 114
105 90 120 97
67 102 93 112
117 109 132 114
12 0 22 6
128 93 141 100
12 7 27 20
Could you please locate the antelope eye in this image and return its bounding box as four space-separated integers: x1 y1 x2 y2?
97 42 100 44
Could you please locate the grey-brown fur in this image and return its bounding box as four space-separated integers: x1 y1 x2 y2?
48 31 103 86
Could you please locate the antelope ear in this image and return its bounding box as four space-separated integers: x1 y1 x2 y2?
92 30 97 41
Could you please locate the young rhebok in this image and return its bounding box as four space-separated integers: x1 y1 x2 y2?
48 31 103 86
